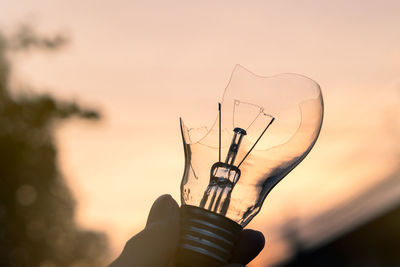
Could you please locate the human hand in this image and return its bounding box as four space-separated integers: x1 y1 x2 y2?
109 195 265 267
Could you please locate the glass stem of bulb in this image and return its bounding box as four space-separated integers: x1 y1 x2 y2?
199 104 275 216
199 128 246 215
224 128 247 165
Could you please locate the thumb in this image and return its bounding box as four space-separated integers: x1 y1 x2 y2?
146 194 179 227
110 195 180 267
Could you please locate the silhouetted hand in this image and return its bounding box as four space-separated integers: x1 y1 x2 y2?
109 195 265 267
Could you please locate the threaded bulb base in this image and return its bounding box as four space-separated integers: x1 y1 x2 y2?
176 205 242 267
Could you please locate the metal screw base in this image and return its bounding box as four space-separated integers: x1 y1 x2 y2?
176 205 242 267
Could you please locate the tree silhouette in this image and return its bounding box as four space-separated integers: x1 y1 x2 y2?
0 26 109 267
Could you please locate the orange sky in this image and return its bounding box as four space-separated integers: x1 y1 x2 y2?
1 1 400 266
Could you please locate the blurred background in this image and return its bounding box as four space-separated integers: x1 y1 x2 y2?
0 1 399 266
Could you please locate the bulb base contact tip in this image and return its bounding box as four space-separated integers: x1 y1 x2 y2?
176 205 242 267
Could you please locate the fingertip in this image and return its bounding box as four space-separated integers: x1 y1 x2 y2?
245 229 265 250
146 194 179 227
156 194 177 204
156 194 180 210
230 229 265 265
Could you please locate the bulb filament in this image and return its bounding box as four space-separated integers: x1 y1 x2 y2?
225 128 247 165
200 102 275 216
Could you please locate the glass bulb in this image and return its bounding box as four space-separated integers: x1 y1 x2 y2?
177 65 323 266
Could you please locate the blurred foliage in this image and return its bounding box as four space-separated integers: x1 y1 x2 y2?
0 26 108 266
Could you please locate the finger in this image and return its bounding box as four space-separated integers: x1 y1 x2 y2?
109 195 180 267
146 194 179 227
230 229 265 265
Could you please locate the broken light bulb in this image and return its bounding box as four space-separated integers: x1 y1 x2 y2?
176 65 324 267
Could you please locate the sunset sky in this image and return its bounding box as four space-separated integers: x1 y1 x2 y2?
1 1 400 265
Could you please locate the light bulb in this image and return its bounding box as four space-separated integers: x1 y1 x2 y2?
176 65 324 267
